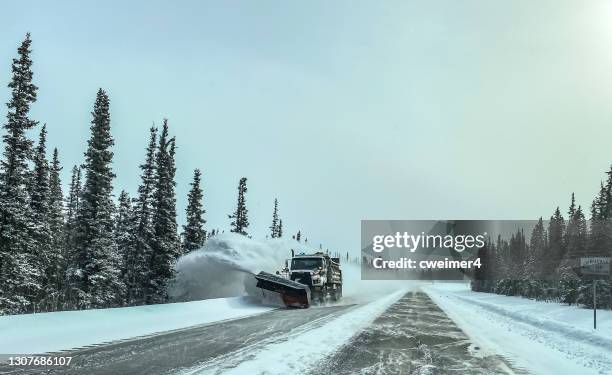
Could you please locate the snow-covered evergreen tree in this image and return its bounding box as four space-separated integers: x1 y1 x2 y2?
181 168 206 253
123 127 157 305
72 89 123 309
65 166 81 233
546 207 565 277
589 182 608 257
529 217 547 279
229 177 249 235
277 219 283 238
28 124 51 307
564 195 588 261
601 166 612 258
30 124 49 219
269 198 279 238
508 228 526 280
472 240 493 292
149 120 179 303
42 148 65 311
0 34 40 314
63 165 81 306
115 190 133 305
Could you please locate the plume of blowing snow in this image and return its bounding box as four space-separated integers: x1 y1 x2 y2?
169 234 308 301
169 233 410 303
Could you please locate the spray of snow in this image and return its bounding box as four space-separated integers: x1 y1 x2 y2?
170 233 410 303
169 233 311 301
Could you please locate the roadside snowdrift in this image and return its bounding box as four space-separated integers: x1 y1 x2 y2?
424 283 612 375
0 297 273 354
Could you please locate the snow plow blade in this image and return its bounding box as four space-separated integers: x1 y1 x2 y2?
254 271 311 308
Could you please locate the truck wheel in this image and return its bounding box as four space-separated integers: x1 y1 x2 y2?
330 286 342 301
311 291 323 305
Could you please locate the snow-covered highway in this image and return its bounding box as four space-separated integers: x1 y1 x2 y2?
3 284 610 374
0 302 355 374
0 289 520 375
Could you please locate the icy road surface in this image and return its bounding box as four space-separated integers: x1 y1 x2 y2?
0 303 355 375
312 291 518 375
0 289 523 375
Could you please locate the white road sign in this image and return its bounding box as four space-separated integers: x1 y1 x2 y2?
580 257 611 276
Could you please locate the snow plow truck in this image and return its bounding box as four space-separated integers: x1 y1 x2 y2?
254 252 343 308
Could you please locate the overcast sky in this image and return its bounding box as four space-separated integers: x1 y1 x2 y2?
2 0 612 253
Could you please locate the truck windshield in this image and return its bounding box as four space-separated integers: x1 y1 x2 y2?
291 257 323 270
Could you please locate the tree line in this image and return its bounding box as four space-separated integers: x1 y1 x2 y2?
0 34 293 315
473 171 612 309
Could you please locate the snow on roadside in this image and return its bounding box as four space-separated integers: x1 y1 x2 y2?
181 289 407 375
0 297 273 354
423 283 612 375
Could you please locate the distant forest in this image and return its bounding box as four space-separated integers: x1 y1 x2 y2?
472 173 612 309
0 34 295 315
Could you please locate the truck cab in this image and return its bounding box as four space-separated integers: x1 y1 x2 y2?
288 252 342 302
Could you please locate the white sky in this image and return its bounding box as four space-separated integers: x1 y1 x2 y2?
2 0 612 253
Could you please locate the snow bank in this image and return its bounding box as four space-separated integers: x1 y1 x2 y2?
0 297 273 354
169 234 312 301
424 283 612 375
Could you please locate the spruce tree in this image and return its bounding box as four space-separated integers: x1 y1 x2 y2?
124 126 157 305
72 89 122 308
115 190 133 305
63 165 81 305
278 219 283 238
0 33 40 314
560 202 586 304
270 198 279 238
568 193 576 218
29 124 51 307
603 166 612 258
565 193 576 253
509 228 526 279
65 166 81 231
603 165 612 218
546 207 565 278
149 120 179 303
64 167 81 259
565 194 587 259
529 217 547 279
182 169 206 252
44 148 65 311
30 124 49 220
229 177 249 235
589 182 607 257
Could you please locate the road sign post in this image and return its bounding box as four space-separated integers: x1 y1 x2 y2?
580 257 609 330
593 279 597 330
